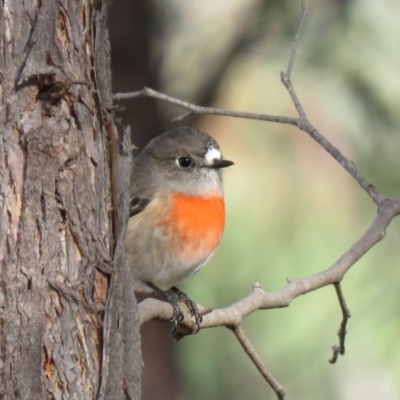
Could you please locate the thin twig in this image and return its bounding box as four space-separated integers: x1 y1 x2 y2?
114 85 384 205
113 87 297 125
280 71 306 119
231 325 285 400
278 0 384 205
280 75 385 205
329 283 351 364
285 0 309 79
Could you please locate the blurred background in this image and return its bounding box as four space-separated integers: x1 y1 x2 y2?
108 0 400 399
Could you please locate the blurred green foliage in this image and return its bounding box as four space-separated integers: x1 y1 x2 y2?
147 0 400 399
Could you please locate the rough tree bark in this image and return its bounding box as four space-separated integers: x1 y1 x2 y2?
0 1 141 399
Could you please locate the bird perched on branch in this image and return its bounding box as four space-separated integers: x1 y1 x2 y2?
125 126 233 334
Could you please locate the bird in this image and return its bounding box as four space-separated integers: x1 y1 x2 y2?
125 126 233 333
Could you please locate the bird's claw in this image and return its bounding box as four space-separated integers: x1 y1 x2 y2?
171 288 202 332
169 301 184 325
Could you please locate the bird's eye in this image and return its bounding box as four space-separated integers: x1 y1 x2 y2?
176 157 192 168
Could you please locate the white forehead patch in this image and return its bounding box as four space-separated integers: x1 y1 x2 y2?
204 146 221 165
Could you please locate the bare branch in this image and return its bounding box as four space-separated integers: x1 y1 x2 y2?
113 87 297 125
139 199 400 329
280 67 385 205
285 0 309 79
114 85 383 205
280 71 307 119
329 283 351 364
231 325 285 400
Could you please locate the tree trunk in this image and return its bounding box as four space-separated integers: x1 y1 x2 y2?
0 1 141 399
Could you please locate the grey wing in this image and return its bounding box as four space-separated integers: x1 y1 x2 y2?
126 194 172 291
129 196 151 217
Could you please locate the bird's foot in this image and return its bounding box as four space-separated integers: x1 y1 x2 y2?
144 281 202 337
171 286 202 332
144 281 184 335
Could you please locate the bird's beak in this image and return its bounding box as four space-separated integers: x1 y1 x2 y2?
211 159 234 169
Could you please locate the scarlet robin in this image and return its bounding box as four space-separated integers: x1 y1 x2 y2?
125 127 233 333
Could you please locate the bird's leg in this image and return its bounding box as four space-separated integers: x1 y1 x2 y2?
170 286 202 331
144 281 184 333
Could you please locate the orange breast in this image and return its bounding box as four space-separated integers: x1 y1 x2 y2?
159 192 226 264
